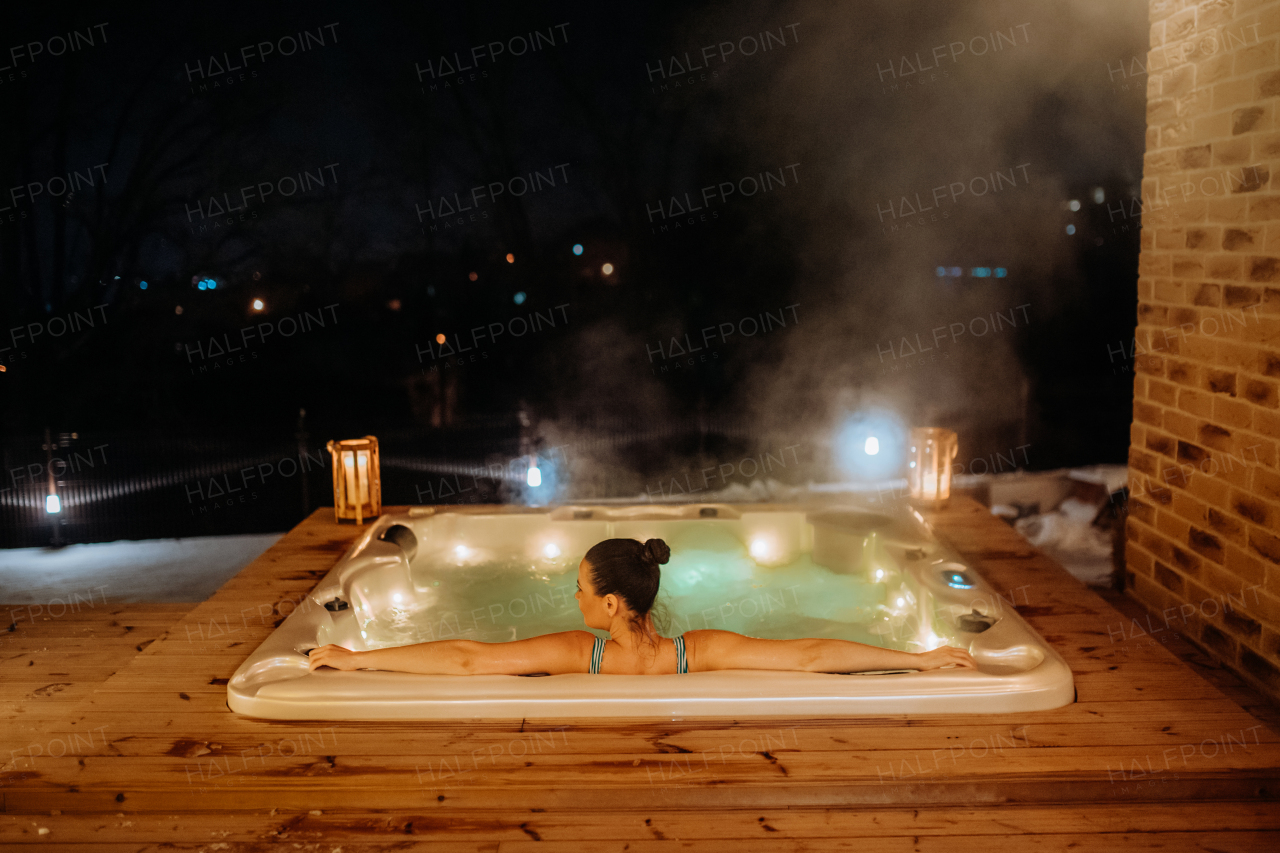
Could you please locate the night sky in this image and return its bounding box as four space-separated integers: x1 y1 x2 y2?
0 0 1148 542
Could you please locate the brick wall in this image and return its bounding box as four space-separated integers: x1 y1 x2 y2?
1127 0 1280 703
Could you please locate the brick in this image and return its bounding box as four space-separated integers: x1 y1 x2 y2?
1192 282 1222 306
1258 409 1280 440
1157 227 1185 250
1155 560 1187 595
1130 445 1159 476
1172 256 1205 278
1168 358 1200 385
1198 422 1236 453
1159 508 1193 543
1215 339 1260 373
1240 649 1280 693
1179 387 1214 416
1223 284 1263 307
1206 506 1247 544
1126 538 1155 576
1136 353 1166 376
1231 164 1269 194
1209 448 1255 488
1130 497 1157 526
1199 622 1239 660
1206 253 1244 279
1165 408 1199 440
1244 377 1280 408
1235 37 1280 75
1255 466 1280 501
1213 77 1255 112
1176 143 1211 168
1199 51 1235 86
1221 604 1263 642
1214 137 1253 167
1188 469 1231 507
1264 287 1280 314
1169 306 1198 327
1204 368 1238 396
1233 106 1267 135
1250 527 1280 566
1259 70 1280 98
1223 227 1262 250
1225 541 1269 587
1249 196 1280 221
1249 256 1280 282
1139 302 1171 325
1258 132 1280 158
1230 489 1275 527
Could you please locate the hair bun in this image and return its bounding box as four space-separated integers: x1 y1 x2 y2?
642 538 670 565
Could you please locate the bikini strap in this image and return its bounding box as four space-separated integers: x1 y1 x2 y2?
589 635 606 674
674 635 688 674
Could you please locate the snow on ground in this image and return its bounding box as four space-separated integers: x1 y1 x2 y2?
0 533 283 604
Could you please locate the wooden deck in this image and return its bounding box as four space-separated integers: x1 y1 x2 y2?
2 496 1278 850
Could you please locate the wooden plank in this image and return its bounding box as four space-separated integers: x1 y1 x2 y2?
1 802 1279 843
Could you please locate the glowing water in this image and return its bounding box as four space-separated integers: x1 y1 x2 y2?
361 524 920 652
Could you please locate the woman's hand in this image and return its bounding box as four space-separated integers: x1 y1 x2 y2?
307 644 363 672
913 645 978 671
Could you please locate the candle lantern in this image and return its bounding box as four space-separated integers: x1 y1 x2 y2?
326 436 381 523
907 428 958 507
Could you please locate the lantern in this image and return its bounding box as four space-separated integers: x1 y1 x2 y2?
907 428 958 507
326 436 381 523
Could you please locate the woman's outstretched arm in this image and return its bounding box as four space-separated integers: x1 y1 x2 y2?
306 631 595 675
686 630 977 673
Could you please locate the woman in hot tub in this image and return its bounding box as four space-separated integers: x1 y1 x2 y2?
307 538 977 675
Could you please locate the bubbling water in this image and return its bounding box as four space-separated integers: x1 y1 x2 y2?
360 525 918 652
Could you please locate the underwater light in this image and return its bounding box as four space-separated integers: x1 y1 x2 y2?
874 568 884 580
393 593 402 602
944 570 975 589
45 494 61 514
896 597 905 607
543 542 561 559
527 465 542 487
572 243 583 255
454 545 470 560
749 537 771 561
864 436 879 455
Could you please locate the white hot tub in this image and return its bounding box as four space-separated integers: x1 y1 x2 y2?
227 501 1074 719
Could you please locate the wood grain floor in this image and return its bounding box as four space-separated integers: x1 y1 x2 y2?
2 497 1277 850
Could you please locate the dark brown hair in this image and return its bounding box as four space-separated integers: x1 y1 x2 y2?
583 538 671 645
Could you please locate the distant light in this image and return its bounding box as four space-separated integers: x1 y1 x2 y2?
601 263 614 275
175 305 183 315
835 408 905 480
251 299 264 311
970 267 991 278
995 267 1008 278
572 243 583 255
936 266 946 277
207 280 216 290
468 272 478 281
1093 187 1105 204
427 286 436 296
527 465 542 487
1066 224 1076 235
543 542 561 559
198 280 207 290
864 436 880 455
388 299 401 311
113 275 120 280
948 266 962 277
139 281 148 290
253 271 261 280
505 253 515 264
45 494 61 514
1068 199 1081 211
435 333 446 344
514 291 526 305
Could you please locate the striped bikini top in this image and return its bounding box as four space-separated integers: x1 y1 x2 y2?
589 635 687 674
